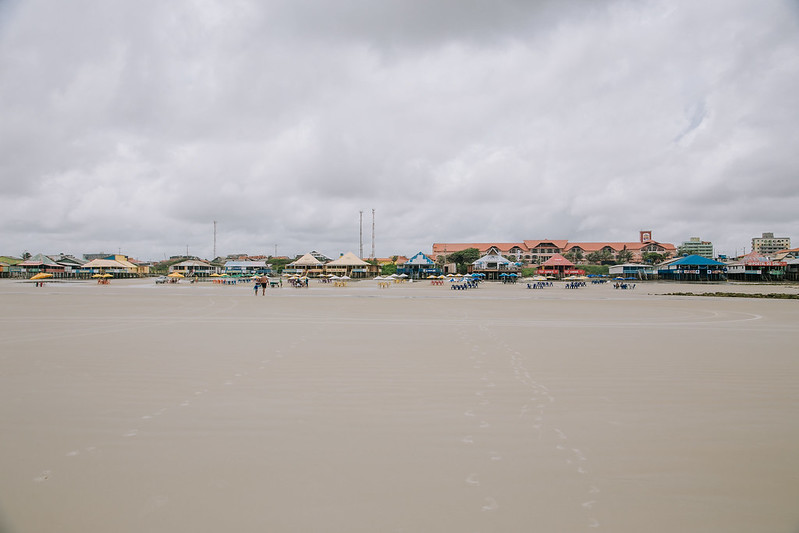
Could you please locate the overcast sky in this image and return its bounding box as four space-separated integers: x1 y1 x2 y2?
1 0 797 261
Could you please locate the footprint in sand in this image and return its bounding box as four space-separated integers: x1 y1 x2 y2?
33 470 51 483
482 497 499 511
465 473 480 486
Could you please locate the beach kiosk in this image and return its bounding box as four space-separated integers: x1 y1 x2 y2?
535 254 584 279
657 254 727 281
470 253 519 281
286 253 325 278
324 252 377 279
397 252 440 280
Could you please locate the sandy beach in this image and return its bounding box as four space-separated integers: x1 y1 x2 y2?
1 278 798 533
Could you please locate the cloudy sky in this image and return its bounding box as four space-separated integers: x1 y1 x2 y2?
1 0 797 261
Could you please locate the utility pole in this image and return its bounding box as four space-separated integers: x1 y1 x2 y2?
371 208 375 259
359 210 364 259
213 220 217 259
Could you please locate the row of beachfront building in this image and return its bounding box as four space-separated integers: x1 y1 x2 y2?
3 231 797 282
4 249 798 283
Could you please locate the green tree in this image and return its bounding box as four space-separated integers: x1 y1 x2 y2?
381 263 397 276
579 264 609 276
642 252 667 264
447 248 480 274
451 248 480 265
616 249 633 264
565 249 584 263
587 248 615 264
21 251 31 260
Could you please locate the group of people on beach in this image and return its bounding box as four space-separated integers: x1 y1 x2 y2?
527 282 554 289
450 280 479 290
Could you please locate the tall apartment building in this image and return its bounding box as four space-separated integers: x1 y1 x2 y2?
751 232 791 256
677 237 714 259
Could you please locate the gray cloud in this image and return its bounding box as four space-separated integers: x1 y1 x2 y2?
1 0 798 260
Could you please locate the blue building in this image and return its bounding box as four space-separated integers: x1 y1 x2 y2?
397 252 440 279
657 255 727 281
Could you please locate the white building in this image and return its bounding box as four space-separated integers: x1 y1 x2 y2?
751 232 791 256
169 259 219 277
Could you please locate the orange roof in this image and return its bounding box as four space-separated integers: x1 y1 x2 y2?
432 243 526 254
523 240 569 249
375 256 409 265
566 242 629 252
540 254 574 267
433 238 676 255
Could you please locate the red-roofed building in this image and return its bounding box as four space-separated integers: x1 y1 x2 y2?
536 254 585 278
433 232 675 265
727 251 786 281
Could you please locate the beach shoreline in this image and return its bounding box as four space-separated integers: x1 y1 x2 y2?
1 278 797 532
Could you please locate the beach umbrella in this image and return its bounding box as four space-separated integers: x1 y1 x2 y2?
168 272 184 278
91 273 104 278
31 273 53 280
101 273 113 278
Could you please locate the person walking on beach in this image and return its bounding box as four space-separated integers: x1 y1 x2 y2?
254 282 259 296
259 276 268 295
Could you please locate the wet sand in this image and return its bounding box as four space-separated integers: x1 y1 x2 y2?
1 279 798 532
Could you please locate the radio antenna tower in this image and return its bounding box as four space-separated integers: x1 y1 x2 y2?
359 210 364 259
371 209 375 259
213 220 217 259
